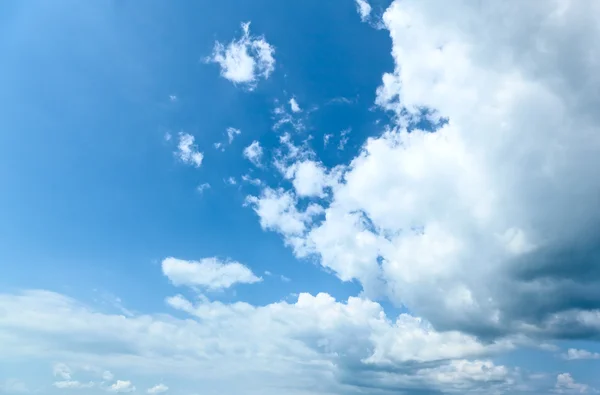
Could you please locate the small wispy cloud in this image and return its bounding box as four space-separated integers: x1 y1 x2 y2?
147 384 169 394
244 141 264 167
338 128 351 151
197 183 211 194
227 127 242 144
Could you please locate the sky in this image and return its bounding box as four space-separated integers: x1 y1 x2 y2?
2 0 600 394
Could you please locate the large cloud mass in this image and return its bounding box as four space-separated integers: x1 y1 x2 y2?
249 0 600 341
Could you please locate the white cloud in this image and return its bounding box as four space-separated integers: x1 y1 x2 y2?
226 127 241 144
285 160 332 198
168 95 177 102
196 183 211 194
162 257 261 290
243 141 263 167
53 362 71 380
323 133 332 147
207 22 275 89
337 128 350 150
355 0 372 22
0 288 519 394
241 174 263 186
225 176 237 186
563 348 600 361
147 384 168 394
289 98 301 113
247 0 600 342
280 275 291 283
53 380 94 389
554 373 594 394
103 371 115 381
175 133 203 168
109 380 136 393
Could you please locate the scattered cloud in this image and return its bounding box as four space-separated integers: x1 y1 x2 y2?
162 257 262 290
164 132 172 142
226 127 241 144
562 348 600 360
323 133 332 147
206 22 275 89
225 176 237 185
241 174 263 186
355 0 372 22
243 141 263 167
337 128 350 150
108 380 136 393
102 371 115 382
175 133 203 168
280 275 291 282
289 98 301 113
168 95 177 102
147 384 168 394
554 373 595 394
53 381 94 389
196 183 211 194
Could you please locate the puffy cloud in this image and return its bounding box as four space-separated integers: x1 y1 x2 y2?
162 257 261 290
289 98 301 113
355 0 372 22
175 133 203 168
207 22 275 89
562 348 600 360
147 384 168 394
554 373 594 394
0 285 518 395
243 141 263 167
109 380 135 393
247 0 600 342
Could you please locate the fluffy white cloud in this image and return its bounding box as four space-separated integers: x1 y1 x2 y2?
289 98 301 113
243 141 263 167
162 257 261 290
207 22 275 89
248 0 600 342
355 0 372 22
0 285 520 395
147 384 168 394
109 380 135 393
554 373 594 394
562 348 600 361
175 133 203 168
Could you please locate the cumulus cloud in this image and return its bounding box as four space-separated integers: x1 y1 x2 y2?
109 380 135 393
562 348 600 360
243 141 263 167
355 0 372 22
175 133 203 168
226 127 241 144
247 0 600 343
162 257 261 290
206 22 275 89
147 384 168 394
289 98 301 113
0 288 517 395
554 373 594 394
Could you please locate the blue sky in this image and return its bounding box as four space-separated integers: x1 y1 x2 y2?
2 1 600 394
